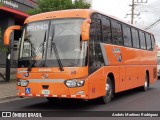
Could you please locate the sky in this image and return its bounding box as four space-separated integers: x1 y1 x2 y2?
91 0 160 46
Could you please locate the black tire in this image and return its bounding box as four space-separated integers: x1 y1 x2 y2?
141 73 149 91
99 77 113 104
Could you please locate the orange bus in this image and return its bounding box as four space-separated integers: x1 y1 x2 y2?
4 9 157 104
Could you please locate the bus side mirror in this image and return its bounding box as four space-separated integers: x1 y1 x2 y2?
4 25 22 46
81 19 91 41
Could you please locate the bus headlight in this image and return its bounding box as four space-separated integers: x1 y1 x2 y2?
17 80 29 87
64 79 85 88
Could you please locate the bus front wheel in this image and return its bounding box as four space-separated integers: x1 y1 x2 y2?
99 77 113 104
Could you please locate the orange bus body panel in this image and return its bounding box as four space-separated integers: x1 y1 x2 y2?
103 44 157 92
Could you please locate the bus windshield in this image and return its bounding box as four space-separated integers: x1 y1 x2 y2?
18 19 88 68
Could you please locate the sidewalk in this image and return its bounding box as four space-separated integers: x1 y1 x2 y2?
0 68 17 100
0 80 17 100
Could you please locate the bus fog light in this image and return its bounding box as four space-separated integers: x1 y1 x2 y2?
65 79 85 88
76 91 84 95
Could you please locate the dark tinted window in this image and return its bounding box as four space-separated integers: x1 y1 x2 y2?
122 25 132 47
139 31 146 49
132 28 139 48
102 17 112 43
89 14 104 67
95 19 103 42
90 20 96 42
89 18 96 65
111 20 123 45
151 35 155 50
145 33 151 50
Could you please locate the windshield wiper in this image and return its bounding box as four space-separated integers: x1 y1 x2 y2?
50 25 64 71
51 41 64 71
27 31 47 71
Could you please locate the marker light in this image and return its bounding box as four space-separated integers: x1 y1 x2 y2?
64 79 85 88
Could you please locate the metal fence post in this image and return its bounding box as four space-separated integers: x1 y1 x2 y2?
5 45 11 82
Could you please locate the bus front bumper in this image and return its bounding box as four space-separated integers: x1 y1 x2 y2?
16 80 89 100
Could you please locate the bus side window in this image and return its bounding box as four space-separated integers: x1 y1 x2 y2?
145 33 152 50
89 15 104 67
102 17 112 44
95 18 104 66
95 19 103 42
122 25 132 47
151 35 155 50
111 20 123 45
139 31 146 49
89 19 96 66
131 28 140 48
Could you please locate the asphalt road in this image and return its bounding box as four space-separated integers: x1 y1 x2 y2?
0 80 160 118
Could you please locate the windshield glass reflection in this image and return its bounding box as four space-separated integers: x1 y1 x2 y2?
18 19 88 68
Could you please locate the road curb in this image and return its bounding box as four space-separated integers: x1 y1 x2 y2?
0 95 18 101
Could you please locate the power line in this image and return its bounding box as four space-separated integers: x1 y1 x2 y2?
144 19 160 30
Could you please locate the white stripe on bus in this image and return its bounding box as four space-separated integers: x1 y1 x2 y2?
28 79 65 83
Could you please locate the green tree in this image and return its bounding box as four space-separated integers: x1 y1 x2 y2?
0 1 4 7
27 0 91 15
73 0 91 9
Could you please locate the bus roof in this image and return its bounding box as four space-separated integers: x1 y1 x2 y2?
24 9 153 35
24 9 94 24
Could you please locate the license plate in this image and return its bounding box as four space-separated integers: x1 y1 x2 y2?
42 90 50 95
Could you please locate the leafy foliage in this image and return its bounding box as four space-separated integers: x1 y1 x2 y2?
0 1 4 7
27 0 91 15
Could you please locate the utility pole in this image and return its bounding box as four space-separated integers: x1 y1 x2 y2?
5 45 11 82
131 0 135 24
126 0 148 24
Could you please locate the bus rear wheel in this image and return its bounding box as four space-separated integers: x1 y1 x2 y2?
141 73 149 91
99 77 113 104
